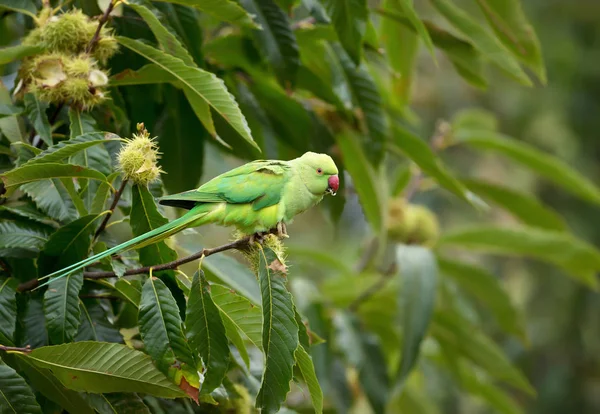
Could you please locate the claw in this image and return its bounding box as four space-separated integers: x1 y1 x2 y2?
250 231 266 246
276 222 290 239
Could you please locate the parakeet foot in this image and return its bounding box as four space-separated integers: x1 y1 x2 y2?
276 222 289 239
249 231 266 246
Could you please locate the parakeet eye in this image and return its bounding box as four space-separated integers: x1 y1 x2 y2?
317 168 323 175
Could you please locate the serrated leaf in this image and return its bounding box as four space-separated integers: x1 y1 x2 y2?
240 0 300 87
0 221 51 258
139 277 198 389
395 246 437 391
333 43 388 165
475 0 545 83
211 283 262 367
0 204 55 225
84 393 151 414
203 254 261 305
439 226 600 288
21 179 79 222
76 299 122 343
0 0 37 18
23 93 52 146
114 278 142 307
24 133 116 166
379 0 419 104
463 179 567 231
185 270 230 394
154 0 257 27
0 83 24 143
322 0 367 66
437 257 526 340
255 247 299 413
0 104 23 118
0 44 42 65
432 310 534 394
392 125 475 205
429 0 531 86
1 163 107 193
22 342 186 397
0 361 42 413
117 37 258 150
0 278 18 344
295 345 323 414
18 297 48 348
90 172 119 215
15 356 94 413
130 184 178 276
110 64 176 86
455 130 600 206
336 129 386 234
43 271 84 344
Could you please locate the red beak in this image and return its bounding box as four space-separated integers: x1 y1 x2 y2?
327 175 339 195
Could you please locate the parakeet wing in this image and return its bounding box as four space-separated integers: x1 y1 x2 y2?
158 161 291 210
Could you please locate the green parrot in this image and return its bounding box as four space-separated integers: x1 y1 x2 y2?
38 151 339 285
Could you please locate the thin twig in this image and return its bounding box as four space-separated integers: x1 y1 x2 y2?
94 178 128 239
0 345 32 353
80 294 120 300
84 236 257 279
86 0 116 53
348 262 397 312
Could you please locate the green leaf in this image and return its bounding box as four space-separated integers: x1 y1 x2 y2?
379 0 419 104
432 310 534 394
0 204 54 225
76 299 122 343
211 283 262 367
23 342 186 397
130 184 178 276
110 64 176 86
0 44 42 65
0 221 50 258
395 246 437 390
391 126 475 205
43 272 84 344
128 3 195 66
117 37 258 150
139 276 198 388
463 179 567 231
333 43 388 165
154 0 257 28
0 278 18 344
295 345 323 414
474 0 545 83
84 393 151 414
455 130 600 205
322 0 367 66
15 356 94 413
203 254 261 305
429 0 531 86
437 257 526 340
24 133 116 166
392 0 435 60
0 83 24 143
0 104 23 118
18 297 48 348
23 94 52 146
0 361 42 414
336 129 386 234
0 0 37 18
1 163 107 193
185 270 230 394
20 179 79 222
90 172 118 215
439 226 600 288
240 0 300 87
114 278 143 307
255 247 299 413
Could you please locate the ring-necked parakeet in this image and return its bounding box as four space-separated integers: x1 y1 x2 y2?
38 152 339 285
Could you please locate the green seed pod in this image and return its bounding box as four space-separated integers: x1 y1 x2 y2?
117 124 164 186
92 30 119 65
64 55 94 77
39 10 91 54
387 198 440 245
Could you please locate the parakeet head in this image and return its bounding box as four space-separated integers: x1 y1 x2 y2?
295 152 339 196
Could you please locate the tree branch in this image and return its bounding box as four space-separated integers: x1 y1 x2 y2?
94 178 128 239
86 0 117 53
0 345 32 353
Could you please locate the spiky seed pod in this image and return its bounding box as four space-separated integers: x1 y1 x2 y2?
31 54 67 87
38 9 92 54
117 124 164 186
238 233 287 276
63 55 93 77
387 198 440 245
91 29 119 65
88 69 108 86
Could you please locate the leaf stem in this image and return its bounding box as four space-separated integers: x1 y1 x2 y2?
94 178 128 239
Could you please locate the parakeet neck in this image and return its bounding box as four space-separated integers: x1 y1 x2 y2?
282 163 323 222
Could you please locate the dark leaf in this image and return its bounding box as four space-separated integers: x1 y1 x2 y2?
0 278 18 345
322 0 368 65
23 94 52 147
0 360 42 414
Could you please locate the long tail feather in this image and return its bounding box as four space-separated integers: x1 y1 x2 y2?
37 208 206 289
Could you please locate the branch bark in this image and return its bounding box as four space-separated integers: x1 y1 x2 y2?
94 178 128 239
0 345 32 353
86 0 117 53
